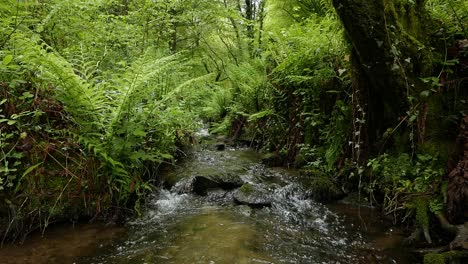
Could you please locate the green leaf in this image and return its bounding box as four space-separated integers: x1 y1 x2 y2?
160 153 173 160
420 90 431 98
19 92 34 100
133 129 147 137
2 55 13 66
14 162 43 193
248 110 273 122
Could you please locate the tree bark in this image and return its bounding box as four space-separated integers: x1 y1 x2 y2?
332 0 432 153
244 0 255 56
447 115 468 223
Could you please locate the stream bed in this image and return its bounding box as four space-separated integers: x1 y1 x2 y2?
0 143 416 264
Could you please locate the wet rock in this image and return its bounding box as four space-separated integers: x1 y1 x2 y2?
216 173 245 189
171 176 216 195
298 170 345 203
192 176 222 195
233 184 272 207
215 143 226 151
206 189 231 203
172 175 244 196
235 205 253 217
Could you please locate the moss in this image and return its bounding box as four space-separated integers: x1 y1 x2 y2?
415 197 430 228
424 251 468 264
424 253 445 264
419 141 453 165
239 184 253 195
302 170 341 201
442 250 468 262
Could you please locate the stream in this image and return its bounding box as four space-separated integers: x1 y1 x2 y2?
0 137 416 264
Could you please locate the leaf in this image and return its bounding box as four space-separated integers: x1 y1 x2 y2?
326 90 341 94
420 90 431 98
160 153 173 160
19 92 34 100
14 162 43 193
2 55 13 66
133 129 147 137
248 110 273 122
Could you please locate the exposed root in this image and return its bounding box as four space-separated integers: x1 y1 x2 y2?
450 222 468 250
423 225 433 244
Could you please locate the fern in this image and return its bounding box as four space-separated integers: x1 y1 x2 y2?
11 33 106 132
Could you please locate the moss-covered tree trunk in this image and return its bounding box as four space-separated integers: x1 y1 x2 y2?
332 0 433 156
447 116 468 223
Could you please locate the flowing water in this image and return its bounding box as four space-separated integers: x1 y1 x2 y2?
0 144 415 264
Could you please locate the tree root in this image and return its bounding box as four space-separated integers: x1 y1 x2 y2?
416 214 468 263
423 225 433 244
406 213 467 263
436 213 468 250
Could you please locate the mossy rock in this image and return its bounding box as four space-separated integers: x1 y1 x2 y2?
424 251 468 264
300 170 344 202
233 184 272 207
239 183 254 195
424 253 445 264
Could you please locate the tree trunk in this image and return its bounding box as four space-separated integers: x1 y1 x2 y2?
169 8 177 53
332 0 433 154
447 115 468 223
244 0 254 56
257 0 266 49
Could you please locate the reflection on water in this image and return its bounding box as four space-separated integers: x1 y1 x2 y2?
0 224 125 264
0 147 414 264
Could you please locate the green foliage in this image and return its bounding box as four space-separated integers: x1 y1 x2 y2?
367 153 444 192
366 152 445 223
266 0 334 27
301 167 340 201
426 0 468 37
322 101 351 169
211 13 348 154
0 0 218 239
0 0 465 245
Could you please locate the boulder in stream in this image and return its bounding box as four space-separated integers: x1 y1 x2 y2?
172 174 244 196
298 169 345 202
233 184 272 207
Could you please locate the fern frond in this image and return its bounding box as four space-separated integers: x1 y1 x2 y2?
11 33 106 132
